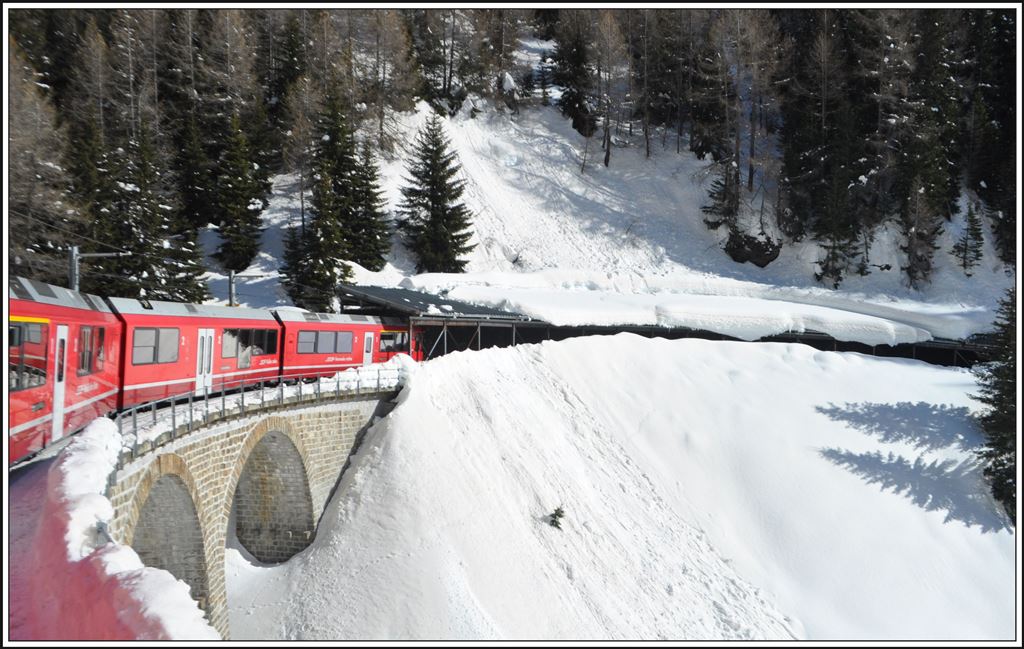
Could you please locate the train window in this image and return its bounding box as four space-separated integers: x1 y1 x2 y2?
95 328 105 370
222 329 238 358
316 331 336 354
157 329 179 363
10 323 49 391
237 329 252 369
265 330 278 355
250 329 266 356
133 328 157 364
336 331 353 354
297 330 316 354
133 328 179 365
78 326 94 375
380 332 409 353
57 339 66 382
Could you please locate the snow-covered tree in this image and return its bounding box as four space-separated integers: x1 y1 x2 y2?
399 114 475 273
973 286 1017 523
9 36 82 284
213 112 267 273
951 203 985 276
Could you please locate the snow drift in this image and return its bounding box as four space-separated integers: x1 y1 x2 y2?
226 337 1014 640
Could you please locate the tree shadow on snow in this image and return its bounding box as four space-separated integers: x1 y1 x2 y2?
818 448 1008 533
814 401 979 453
814 401 1009 533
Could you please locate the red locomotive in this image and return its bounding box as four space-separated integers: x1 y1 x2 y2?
8 277 422 465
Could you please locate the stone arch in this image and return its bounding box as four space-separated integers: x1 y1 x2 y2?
126 455 211 614
227 418 316 563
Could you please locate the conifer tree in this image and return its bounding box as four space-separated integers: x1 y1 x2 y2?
213 112 267 274
973 285 1016 523
9 36 82 284
537 52 552 106
84 123 170 299
899 177 944 289
951 203 985 276
350 141 391 271
283 169 351 313
399 114 475 273
281 83 356 311
553 12 596 136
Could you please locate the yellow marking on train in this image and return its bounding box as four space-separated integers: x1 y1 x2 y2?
10 316 50 324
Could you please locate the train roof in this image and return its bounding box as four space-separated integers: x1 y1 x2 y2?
271 307 382 325
9 276 113 313
106 296 278 322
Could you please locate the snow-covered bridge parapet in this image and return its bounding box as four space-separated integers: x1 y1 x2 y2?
101 366 406 639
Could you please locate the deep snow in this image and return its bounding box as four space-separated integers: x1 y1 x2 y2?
224 337 1014 640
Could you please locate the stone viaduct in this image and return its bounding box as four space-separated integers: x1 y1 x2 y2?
104 388 398 639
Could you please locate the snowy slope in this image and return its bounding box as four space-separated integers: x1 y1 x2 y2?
225 338 1014 640
197 93 1011 341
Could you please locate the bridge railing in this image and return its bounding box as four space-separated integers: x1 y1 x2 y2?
112 365 406 473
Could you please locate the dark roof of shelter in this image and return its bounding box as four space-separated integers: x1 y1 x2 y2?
338 285 536 322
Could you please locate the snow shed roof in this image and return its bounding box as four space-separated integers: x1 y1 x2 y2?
106 296 278 322
9 276 112 313
338 285 536 322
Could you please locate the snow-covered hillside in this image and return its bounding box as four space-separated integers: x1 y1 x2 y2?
199 90 1011 340
225 338 1014 640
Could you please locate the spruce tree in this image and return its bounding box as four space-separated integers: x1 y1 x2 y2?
552 16 596 136
351 141 391 272
280 84 356 312
84 124 167 299
973 286 1016 523
537 52 552 106
399 114 475 273
214 112 267 274
951 203 985 276
899 177 944 289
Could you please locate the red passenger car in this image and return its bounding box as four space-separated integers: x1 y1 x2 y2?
9 277 123 464
106 297 281 408
274 310 417 380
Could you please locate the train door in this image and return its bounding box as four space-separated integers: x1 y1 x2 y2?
196 328 215 394
363 332 374 365
51 325 69 443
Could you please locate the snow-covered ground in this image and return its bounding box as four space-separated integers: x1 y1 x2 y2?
199 91 1011 344
223 337 1014 640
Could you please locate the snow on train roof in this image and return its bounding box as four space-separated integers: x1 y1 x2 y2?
106 296 277 321
9 276 113 313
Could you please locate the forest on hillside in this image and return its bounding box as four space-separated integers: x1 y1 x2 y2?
8 8 1017 303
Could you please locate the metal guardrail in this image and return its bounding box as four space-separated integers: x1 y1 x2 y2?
112 367 404 473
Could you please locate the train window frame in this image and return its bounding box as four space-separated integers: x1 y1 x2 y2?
335 331 353 354
96 327 105 371
78 326 95 376
132 327 180 366
222 329 238 358
316 331 337 354
26 323 42 344
297 330 316 354
380 332 409 353
9 322 49 391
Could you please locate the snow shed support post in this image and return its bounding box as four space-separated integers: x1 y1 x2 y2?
443 322 448 355
476 323 481 351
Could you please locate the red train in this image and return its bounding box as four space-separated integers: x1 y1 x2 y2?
8 277 419 465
